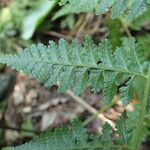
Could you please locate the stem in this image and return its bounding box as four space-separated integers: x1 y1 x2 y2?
66 90 97 114
34 60 147 79
5 144 127 150
83 98 116 125
66 90 116 129
120 18 132 38
131 65 150 149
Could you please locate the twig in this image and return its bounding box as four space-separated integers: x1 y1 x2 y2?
76 13 94 38
74 14 86 30
120 18 132 38
42 31 74 41
83 98 116 126
66 90 116 130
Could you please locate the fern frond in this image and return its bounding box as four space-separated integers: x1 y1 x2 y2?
0 37 147 104
52 0 96 20
120 79 134 105
115 112 133 144
9 122 125 150
100 124 113 147
126 105 150 142
53 0 150 20
59 0 68 5
10 122 88 150
96 0 149 20
9 119 134 150
131 7 150 30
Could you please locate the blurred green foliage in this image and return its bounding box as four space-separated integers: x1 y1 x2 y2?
105 19 123 50
22 0 58 40
137 34 150 58
0 0 32 53
60 15 75 30
0 0 58 53
21 119 35 137
131 7 150 30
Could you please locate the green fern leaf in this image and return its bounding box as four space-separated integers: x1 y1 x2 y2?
96 0 114 16
59 0 68 5
9 122 123 150
54 0 150 20
127 106 150 142
0 37 147 104
9 122 89 150
115 112 133 144
120 79 134 105
89 70 103 92
127 0 147 20
96 0 150 20
111 0 128 19
52 0 96 20
100 124 113 148
131 7 150 30
103 72 118 105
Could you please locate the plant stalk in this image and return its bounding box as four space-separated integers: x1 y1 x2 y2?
131 65 150 149
83 98 116 126
66 90 116 129
120 18 132 38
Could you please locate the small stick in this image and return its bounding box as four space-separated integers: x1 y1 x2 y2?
83 99 116 126
66 90 116 130
42 31 74 41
